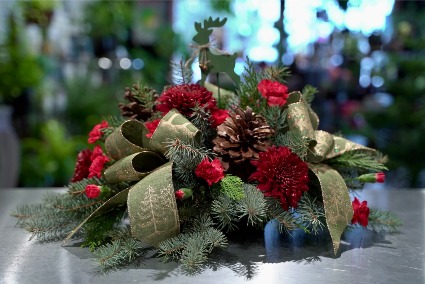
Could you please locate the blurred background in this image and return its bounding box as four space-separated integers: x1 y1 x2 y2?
0 0 424 189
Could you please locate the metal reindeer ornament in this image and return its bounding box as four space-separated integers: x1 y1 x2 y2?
191 17 240 87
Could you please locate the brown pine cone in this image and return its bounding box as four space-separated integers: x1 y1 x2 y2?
119 84 158 121
212 106 274 178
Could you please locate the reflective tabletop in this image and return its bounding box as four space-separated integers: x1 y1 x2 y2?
0 188 424 284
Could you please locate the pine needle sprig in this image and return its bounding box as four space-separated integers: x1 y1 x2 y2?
189 105 216 145
266 198 301 233
236 184 268 228
273 130 310 161
368 208 401 233
237 58 266 112
101 116 126 137
210 194 239 232
10 204 45 225
263 65 290 83
325 151 388 173
302 85 318 105
263 106 288 135
94 229 148 272
170 60 193 85
165 138 213 184
296 194 326 234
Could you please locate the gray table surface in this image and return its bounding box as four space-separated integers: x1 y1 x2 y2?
0 188 423 284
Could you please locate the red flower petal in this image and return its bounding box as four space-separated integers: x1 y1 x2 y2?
195 158 225 186
88 121 109 144
85 184 101 199
145 119 161 138
351 197 370 227
257 79 289 107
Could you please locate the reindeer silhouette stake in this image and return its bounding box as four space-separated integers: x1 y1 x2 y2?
191 17 240 87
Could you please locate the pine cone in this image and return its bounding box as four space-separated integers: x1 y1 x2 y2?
118 84 158 121
213 107 274 178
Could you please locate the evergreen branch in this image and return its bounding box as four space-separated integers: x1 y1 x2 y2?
368 208 401 233
210 194 239 232
266 198 301 233
296 194 326 234
273 130 310 161
302 85 318 105
237 58 266 112
10 204 45 225
94 231 147 272
219 175 245 201
171 59 193 85
165 138 214 185
236 184 268 227
263 65 290 83
189 105 217 146
263 107 287 135
325 151 388 173
102 116 126 137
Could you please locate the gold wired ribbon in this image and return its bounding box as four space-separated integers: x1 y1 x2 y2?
286 91 375 253
63 109 200 247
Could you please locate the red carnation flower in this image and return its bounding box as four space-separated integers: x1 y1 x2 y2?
156 84 215 117
145 119 161 138
90 145 104 161
195 158 225 186
376 172 385 183
88 121 109 144
175 189 185 200
249 146 309 210
71 149 93 182
351 197 370 227
210 108 229 127
85 184 101 199
257 79 289 107
88 155 110 178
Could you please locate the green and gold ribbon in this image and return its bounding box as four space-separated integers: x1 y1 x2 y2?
285 91 375 254
64 109 200 247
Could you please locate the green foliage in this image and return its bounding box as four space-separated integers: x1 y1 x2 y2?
296 194 326 234
266 198 302 233
236 184 268 227
367 208 401 233
262 65 290 83
20 119 85 187
189 105 216 146
94 229 148 272
158 214 227 272
301 85 318 105
237 58 266 113
273 130 310 161
325 151 388 173
211 193 239 232
263 106 288 135
219 175 245 201
165 138 213 185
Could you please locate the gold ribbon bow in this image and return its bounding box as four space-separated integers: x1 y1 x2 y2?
286 91 375 253
64 109 200 247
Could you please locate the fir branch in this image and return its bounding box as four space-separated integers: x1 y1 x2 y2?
302 85 318 105
165 138 214 184
263 106 288 135
10 204 45 225
296 194 326 234
219 175 245 201
236 184 268 227
237 58 266 112
325 151 388 173
101 116 126 137
368 208 401 233
171 60 193 85
263 65 290 83
210 194 239 232
273 130 310 161
189 105 216 146
266 198 301 233
94 230 148 272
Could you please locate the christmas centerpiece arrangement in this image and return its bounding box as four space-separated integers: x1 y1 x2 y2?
12 17 399 273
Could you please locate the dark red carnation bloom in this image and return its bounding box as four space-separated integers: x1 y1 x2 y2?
195 158 225 186
156 84 215 117
257 79 289 107
85 184 101 199
88 121 109 144
145 119 161 138
88 155 110 178
175 189 185 200
71 149 93 182
90 145 104 161
351 197 370 227
249 146 309 210
210 108 229 128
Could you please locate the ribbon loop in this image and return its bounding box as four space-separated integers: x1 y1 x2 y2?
105 120 148 160
104 151 166 183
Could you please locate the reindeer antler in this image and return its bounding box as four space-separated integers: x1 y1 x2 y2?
203 17 227 29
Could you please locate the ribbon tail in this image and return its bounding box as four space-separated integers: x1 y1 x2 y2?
308 163 353 254
62 188 130 246
127 162 180 247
